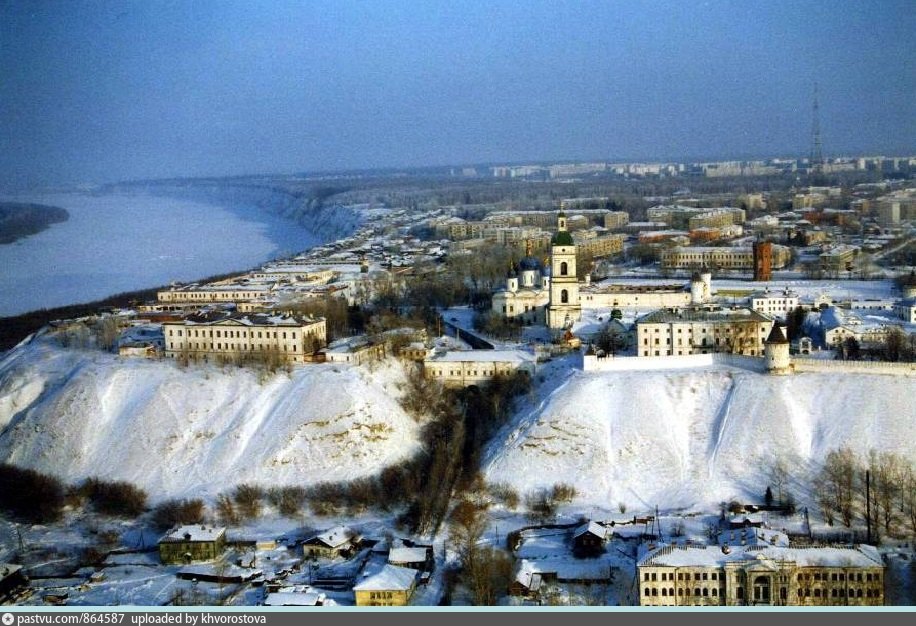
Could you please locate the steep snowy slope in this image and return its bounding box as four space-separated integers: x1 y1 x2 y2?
484 366 916 510
0 338 420 498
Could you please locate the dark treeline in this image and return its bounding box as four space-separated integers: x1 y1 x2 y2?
0 202 69 245
0 269 246 352
0 464 149 523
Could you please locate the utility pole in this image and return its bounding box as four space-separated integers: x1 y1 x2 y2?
865 470 872 544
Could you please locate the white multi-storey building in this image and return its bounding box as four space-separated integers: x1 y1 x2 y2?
636 307 774 357
639 542 884 607
423 350 536 388
163 312 326 364
749 290 800 320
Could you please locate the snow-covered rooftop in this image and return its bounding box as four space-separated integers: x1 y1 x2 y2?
352 564 417 592
160 525 225 543
640 543 883 569
308 525 356 549
573 521 608 540
388 546 429 564
263 590 326 606
426 349 535 364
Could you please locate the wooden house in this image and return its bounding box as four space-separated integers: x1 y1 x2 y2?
158 525 227 565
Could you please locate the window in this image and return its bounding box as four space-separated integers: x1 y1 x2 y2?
560 261 568 276
561 289 568 304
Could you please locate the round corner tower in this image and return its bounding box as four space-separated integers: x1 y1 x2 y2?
764 323 791 375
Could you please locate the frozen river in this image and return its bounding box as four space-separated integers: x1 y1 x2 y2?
0 191 319 317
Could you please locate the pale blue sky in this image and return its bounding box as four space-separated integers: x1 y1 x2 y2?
1 0 914 187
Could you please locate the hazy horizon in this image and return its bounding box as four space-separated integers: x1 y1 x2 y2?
2 0 915 189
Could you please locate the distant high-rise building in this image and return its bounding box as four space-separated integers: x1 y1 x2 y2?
809 83 825 181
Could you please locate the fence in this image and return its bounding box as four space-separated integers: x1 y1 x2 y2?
582 352 766 373
790 357 916 376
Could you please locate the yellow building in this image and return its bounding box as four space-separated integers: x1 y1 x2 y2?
576 233 626 258
660 245 791 271
353 564 417 607
603 211 630 229
157 283 273 305
158 525 226 565
639 543 884 607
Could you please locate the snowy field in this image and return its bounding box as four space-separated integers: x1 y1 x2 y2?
0 338 421 498
485 362 916 511
0 192 321 317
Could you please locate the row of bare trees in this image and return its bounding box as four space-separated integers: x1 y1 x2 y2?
815 448 916 540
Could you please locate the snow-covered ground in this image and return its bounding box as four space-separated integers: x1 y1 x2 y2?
0 191 323 317
484 363 916 511
0 338 421 498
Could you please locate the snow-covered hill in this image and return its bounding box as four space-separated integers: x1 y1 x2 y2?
0 338 420 499
484 365 916 511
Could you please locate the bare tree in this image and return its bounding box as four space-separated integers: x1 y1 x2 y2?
767 456 791 506
868 450 903 535
816 448 860 527
900 463 916 536
448 499 509 605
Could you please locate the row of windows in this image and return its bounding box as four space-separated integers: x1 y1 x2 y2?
168 328 307 340
644 571 721 582
644 587 722 598
161 292 261 300
798 587 880 598
644 349 758 356
431 368 500 377
168 342 299 352
645 326 766 335
798 572 881 583
367 591 396 600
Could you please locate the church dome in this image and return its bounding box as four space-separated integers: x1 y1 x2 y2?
518 255 542 271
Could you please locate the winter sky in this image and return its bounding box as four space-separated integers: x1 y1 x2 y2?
1 0 914 187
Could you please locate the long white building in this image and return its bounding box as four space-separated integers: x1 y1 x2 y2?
423 350 536 388
163 312 326 364
636 307 774 357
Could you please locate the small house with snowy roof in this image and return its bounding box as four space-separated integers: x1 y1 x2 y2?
302 525 358 559
353 564 417 606
158 525 227 565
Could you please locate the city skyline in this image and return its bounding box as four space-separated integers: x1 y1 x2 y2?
2 0 915 187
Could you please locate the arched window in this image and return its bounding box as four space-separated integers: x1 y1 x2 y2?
561 289 569 304
560 261 568 276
